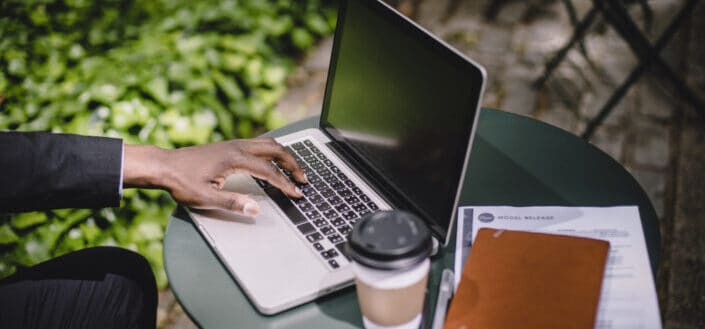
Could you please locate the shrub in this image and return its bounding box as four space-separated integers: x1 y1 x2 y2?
0 0 337 288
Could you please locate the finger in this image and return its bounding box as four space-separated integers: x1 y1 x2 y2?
208 190 261 217
242 139 308 184
240 154 304 198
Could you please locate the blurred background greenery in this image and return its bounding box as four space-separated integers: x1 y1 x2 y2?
0 0 337 288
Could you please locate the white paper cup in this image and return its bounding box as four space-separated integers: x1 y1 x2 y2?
346 211 432 329
352 258 430 329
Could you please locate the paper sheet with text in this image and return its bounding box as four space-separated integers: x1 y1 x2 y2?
455 206 662 329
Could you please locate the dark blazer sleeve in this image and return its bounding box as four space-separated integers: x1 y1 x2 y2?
0 132 123 213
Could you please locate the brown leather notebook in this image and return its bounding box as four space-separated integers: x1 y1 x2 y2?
444 228 609 329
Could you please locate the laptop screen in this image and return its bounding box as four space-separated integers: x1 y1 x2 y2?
320 0 485 240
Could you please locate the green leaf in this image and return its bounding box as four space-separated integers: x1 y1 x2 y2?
221 53 248 72
10 212 48 230
305 13 330 35
220 34 262 55
291 28 314 50
0 224 19 245
144 77 169 105
263 65 288 87
212 71 244 101
80 218 101 243
243 58 264 86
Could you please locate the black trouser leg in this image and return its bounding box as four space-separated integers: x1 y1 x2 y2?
0 246 157 329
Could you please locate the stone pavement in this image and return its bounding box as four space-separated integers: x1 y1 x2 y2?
162 0 705 327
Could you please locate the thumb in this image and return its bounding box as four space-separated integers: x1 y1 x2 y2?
209 190 261 217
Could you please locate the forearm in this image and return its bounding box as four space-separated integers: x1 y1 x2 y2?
123 144 172 190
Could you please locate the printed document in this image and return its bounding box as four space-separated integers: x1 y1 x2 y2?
455 206 662 329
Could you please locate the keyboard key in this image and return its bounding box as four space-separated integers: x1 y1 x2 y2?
328 259 340 269
320 188 336 198
313 242 325 251
327 196 343 205
344 196 360 204
297 223 315 235
316 168 331 176
330 166 341 173
331 217 346 227
344 180 355 188
316 202 331 211
313 219 327 227
321 225 335 236
306 232 323 243
352 203 368 212
308 175 322 184
295 158 307 167
352 187 363 195
336 172 347 180
330 182 345 190
328 234 344 244
338 189 352 197
313 181 328 191
304 155 318 163
367 202 379 210
304 140 314 147
359 209 372 216
310 145 321 153
323 209 338 219
303 167 315 177
335 204 350 212
317 153 328 161
298 201 313 212
303 186 318 197
337 225 352 236
288 212 308 225
305 210 321 219
292 142 306 150
360 195 371 202
342 211 358 221
321 249 338 259
297 149 312 157
310 194 324 204
324 159 334 167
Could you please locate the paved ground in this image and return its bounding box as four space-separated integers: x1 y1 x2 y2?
161 0 705 327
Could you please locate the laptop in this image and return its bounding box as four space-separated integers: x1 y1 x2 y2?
187 0 486 315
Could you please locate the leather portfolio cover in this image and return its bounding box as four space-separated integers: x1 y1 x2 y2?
444 228 609 329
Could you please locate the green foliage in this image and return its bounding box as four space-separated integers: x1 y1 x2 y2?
0 0 336 287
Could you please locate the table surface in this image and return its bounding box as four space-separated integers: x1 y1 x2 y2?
164 109 660 329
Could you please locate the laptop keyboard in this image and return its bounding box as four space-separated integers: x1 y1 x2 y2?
255 139 381 270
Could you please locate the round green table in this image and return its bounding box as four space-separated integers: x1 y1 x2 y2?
164 109 660 329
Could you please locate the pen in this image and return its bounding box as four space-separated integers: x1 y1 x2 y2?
430 269 454 329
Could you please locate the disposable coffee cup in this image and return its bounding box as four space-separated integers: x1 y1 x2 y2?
346 210 432 329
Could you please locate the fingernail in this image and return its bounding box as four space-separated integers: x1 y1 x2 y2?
295 187 303 195
243 201 260 217
303 173 309 183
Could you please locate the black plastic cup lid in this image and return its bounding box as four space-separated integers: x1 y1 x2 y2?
345 210 432 271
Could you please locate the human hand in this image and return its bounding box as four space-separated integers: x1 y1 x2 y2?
123 138 307 217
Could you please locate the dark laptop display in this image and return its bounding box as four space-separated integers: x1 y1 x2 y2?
321 0 484 239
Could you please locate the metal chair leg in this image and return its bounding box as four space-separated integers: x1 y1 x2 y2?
582 0 703 139
533 6 598 89
597 0 704 113
561 0 589 57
